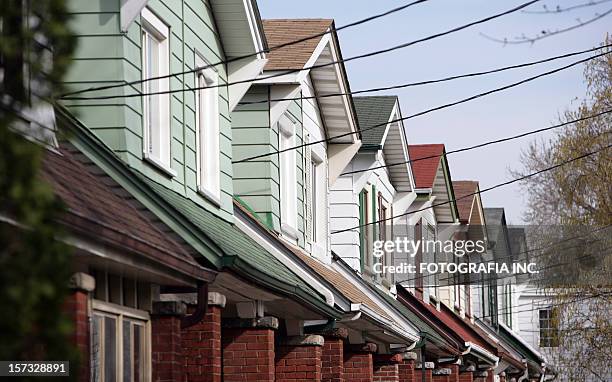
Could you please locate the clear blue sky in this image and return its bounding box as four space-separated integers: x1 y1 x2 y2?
258 0 611 224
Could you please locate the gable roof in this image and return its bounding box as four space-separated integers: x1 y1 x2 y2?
353 96 398 148
453 180 479 223
408 144 445 189
262 19 333 70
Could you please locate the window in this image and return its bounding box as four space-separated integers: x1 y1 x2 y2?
91 270 151 382
309 158 317 241
425 224 438 299
92 301 151 382
195 54 220 203
359 188 371 272
141 8 171 173
539 308 559 347
279 114 297 236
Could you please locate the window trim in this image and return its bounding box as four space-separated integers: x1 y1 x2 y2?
194 52 221 205
141 8 173 176
91 299 152 382
279 114 298 239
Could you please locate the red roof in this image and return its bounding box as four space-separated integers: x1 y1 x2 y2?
408 144 444 189
452 181 479 223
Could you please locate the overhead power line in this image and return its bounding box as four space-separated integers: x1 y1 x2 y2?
340 108 612 176
233 50 610 164
331 144 612 234
60 0 540 101
236 43 612 106
58 0 431 98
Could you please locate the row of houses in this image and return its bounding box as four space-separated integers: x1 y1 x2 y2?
6 0 556 381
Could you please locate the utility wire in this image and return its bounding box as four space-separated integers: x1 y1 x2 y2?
331 144 612 234
236 44 612 106
481 7 612 45
58 0 431 98
60 0 540 101
341 108 612 176
234 50 610 164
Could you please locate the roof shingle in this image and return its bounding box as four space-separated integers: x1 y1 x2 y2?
262 19 333 70
452 180 479 223
353 96 397 147
408 144 445 189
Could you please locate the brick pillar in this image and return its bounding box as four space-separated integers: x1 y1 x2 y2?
373 354 402 382
222 316 278 382
182 292 226 382
447 364 460 382
66 272 94 382
276 334 324 381
458 366 475 382
398 352 417 382
319 328 347 382
485 371 494 382
152 301 186 382
344 343 377 382
414 362 434 382
498 371 506 382
433 368 452 382
473 371 488 382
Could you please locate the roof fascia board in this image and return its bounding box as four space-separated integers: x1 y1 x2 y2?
234 209 344 309
228 57 268 112
331 260 420 342
120 0 149 32
241 0 267 57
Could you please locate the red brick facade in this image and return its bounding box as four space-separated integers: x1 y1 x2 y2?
222 318 277 382
373 354 402 382
64 289 90 382
322 337 344 382
151 302 185 382
398 356 416 382
182 305 223 382
343 344 376 382
276 337 323 382
458 370 474 382
414 367 433 382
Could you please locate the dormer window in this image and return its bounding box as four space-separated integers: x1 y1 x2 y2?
279 114 298 238
141 8 171 174
195 54 220 204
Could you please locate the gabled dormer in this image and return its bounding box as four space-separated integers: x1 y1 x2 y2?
63 0 267 222
232 18 359 263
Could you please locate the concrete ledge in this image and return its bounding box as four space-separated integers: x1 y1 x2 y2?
208 292 226 307
69 272 95 292
462 365 476 372
279 334 324 347
346 342 377 354
222 316 279 330
415 362 435 369
152 301 186 316
402 352 418 361
159 291 226 308
433 368 452 376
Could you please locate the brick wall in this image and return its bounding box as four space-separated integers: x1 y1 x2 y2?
458 371 473 382
344 344 376 382
64 290 89 382
322 337 344 382
373 354 402 382
182 305 223 382
448 365 460 382
222 317 277 382
414 368 433 382
275 336 323 382
398 357 415 382
151 301 185 382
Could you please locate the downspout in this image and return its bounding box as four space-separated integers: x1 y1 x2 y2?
421 342 426 382
181 282 208 329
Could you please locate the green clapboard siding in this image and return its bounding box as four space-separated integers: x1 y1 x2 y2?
63 0 234 221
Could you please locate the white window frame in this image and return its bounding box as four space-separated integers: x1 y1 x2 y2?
308 150 326 258
279 114 298 240
194 53 220 205
91 300 152 382
141 8 174 176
